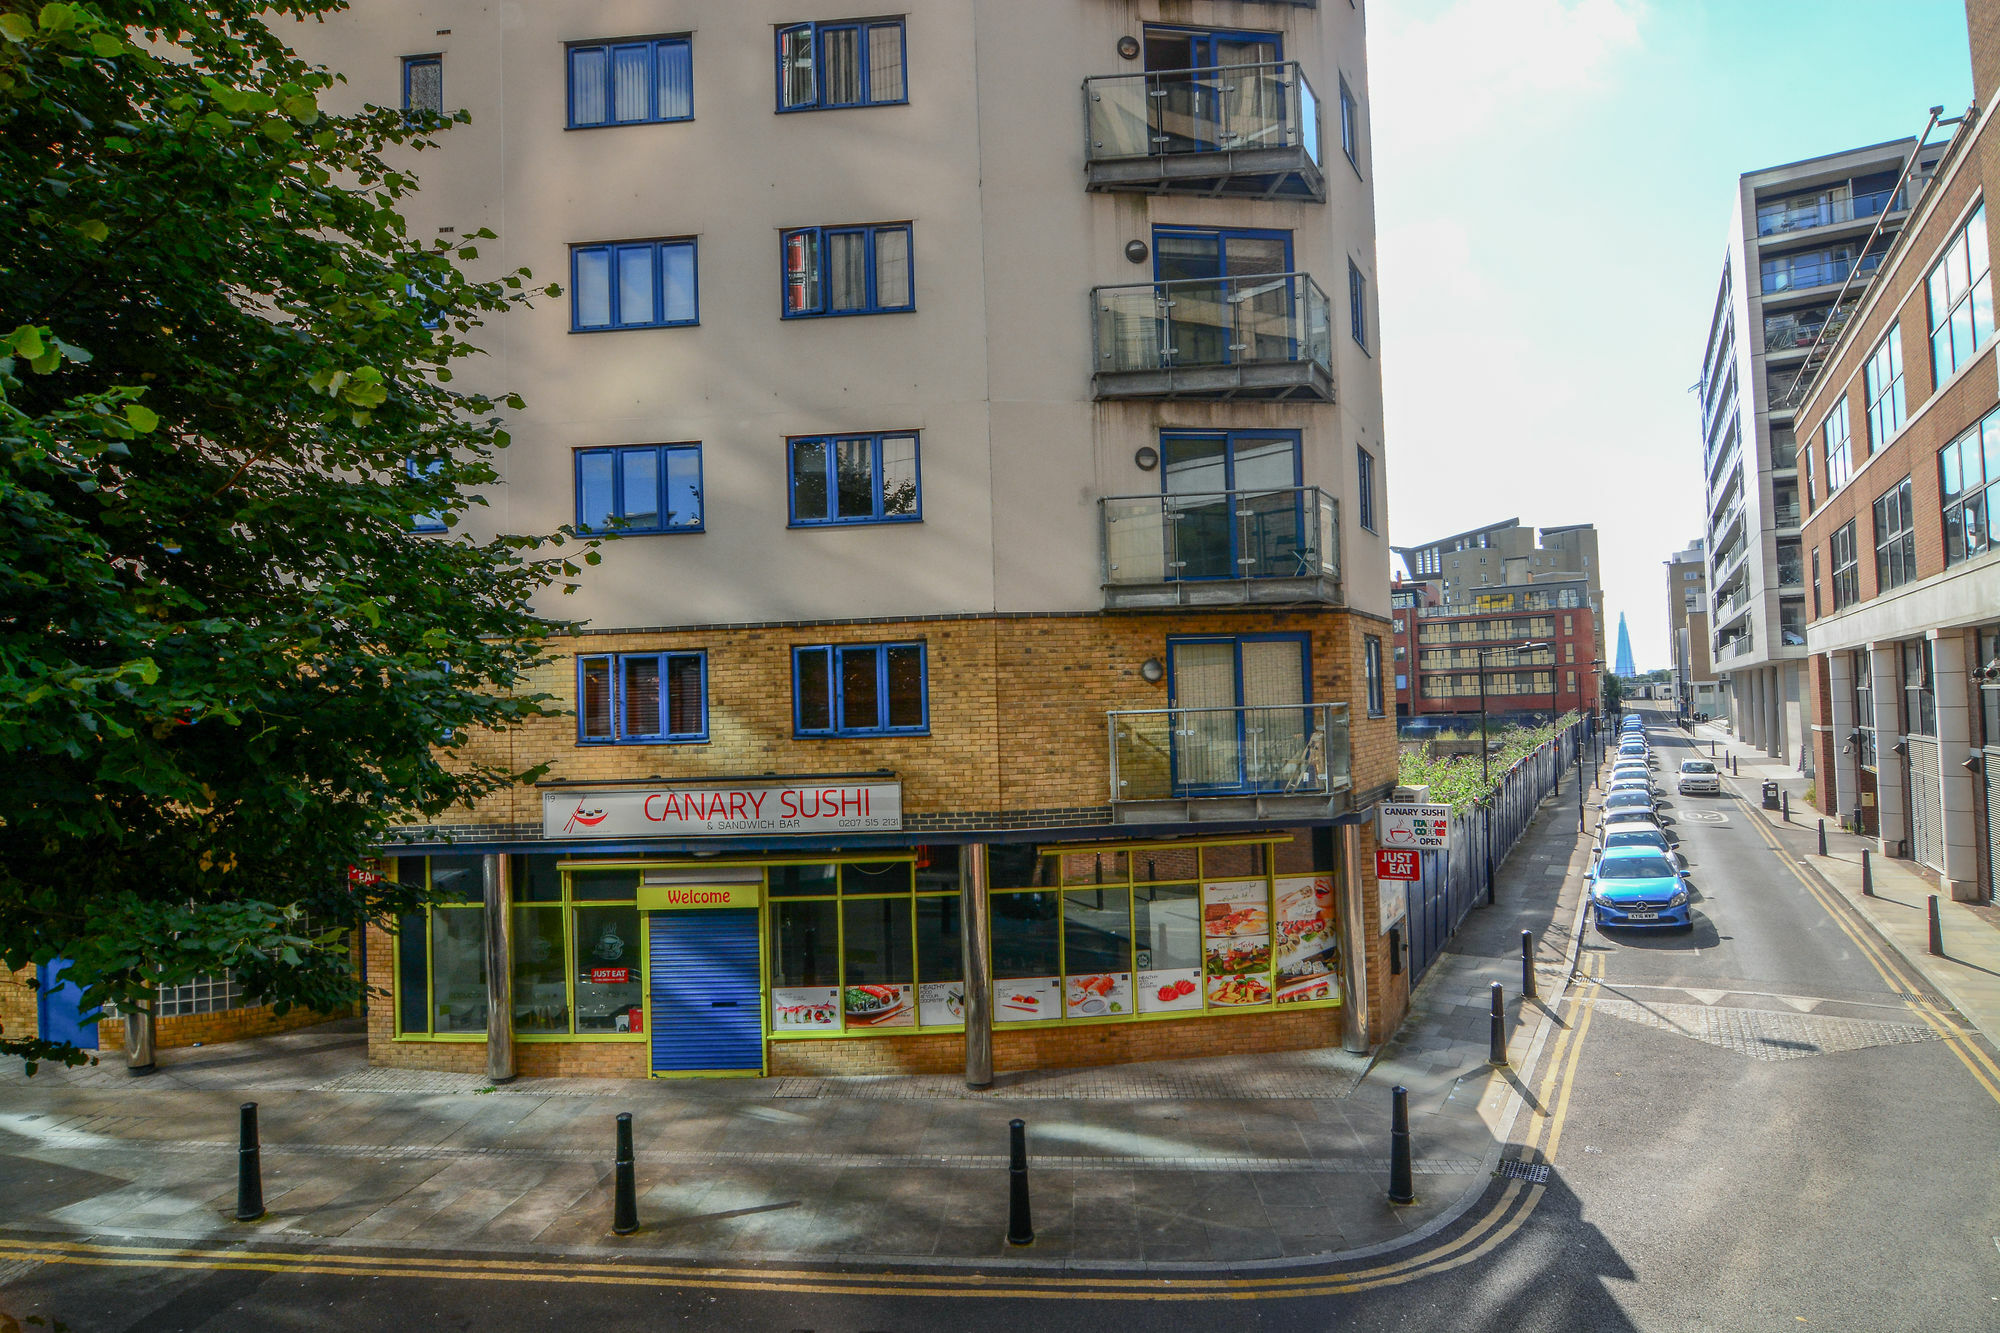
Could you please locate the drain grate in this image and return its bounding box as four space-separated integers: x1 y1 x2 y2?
1496 1159 1551 1183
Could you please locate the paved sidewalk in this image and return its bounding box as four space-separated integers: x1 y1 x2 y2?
1689 718 2000 1051
0 801 1597 1272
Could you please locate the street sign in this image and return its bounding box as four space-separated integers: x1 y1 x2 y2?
1377 802 1452 850
1375 848 1420 881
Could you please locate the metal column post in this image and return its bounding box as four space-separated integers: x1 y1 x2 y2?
1870 643 1907 857
1339 824 1372 1053
483 853 514 1084
961 844 993 1088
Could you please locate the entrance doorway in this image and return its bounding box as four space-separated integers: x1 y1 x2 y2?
648 908 763 1075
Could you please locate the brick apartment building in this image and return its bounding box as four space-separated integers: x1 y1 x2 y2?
244 1 1409 1082
1390 578 1600 725
1795 0 2000 903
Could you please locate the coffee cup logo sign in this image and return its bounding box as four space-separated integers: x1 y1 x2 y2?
543 782 903 839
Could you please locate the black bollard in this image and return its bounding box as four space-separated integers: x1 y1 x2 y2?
613 1112 638 1235
235 1102 265 1222
1521 930 1538 1002
1388 1086 1415 1205
1488 982 1507 1066
1862 848 1874 896
1818 819 1827 856
1928 896 1944 957
1782 790 1791 821
1007 1118 1034 1246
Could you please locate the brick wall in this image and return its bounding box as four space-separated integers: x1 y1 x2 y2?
415 608 1397 835
97 1000 353 1053
0 966 35 1044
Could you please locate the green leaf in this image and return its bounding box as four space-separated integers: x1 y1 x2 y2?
0 13 34 41
88 30 123 57
37 3 75 33
122 403 159 433
259 119 295 143
76 219 109 243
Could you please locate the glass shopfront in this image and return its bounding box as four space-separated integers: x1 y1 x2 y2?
388 835 1341 1067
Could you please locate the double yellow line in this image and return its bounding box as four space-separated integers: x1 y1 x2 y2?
1742 806 2000 1106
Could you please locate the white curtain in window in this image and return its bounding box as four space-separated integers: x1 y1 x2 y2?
829 232 868 311
613 45 649 122
823 27 861 104
574 250 611 327
874 229 911 308
570 48 608 125
658 41 692 119
617 246 654 324
866 24 903 102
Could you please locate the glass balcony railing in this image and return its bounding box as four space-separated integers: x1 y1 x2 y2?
1763 302 1854 354
1084 62 1322 199
1101 486 1339 602
1773 502 1802 528
1777 558 1805 587
1755 187 1900 238
1716 634 1755 661
1092 272 1334 399
1771 432 1800 470
1109 702 1351 803
1761 249 1884 295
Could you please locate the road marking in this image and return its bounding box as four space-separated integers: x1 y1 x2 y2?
1682 989 1728 1006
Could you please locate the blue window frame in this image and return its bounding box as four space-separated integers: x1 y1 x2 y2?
777 19 907 112
1364 636 1384 716
402 55 442 116
571 239 698 331
793 643 927 737
1338 76 1360 169
578 651 708 744
568 36 693 127
407 457 447 533
575 443 703 535
1141 25 1281 72
1158 429 1303 581
782 224 913 317
1357 446 1376 532
1152 225 1293 281
1164 634 1312 795
1348 260 1368 350
788 432 920 525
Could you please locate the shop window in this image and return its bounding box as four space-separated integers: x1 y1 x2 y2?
767 857 958 1033
507 861 642 1037
393 854 488 1037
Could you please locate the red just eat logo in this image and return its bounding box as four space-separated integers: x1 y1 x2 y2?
563 798 609 833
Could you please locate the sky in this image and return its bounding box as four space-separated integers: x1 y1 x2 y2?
1368 0 1975 672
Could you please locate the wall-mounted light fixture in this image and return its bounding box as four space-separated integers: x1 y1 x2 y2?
1125 238 1149 264
1117 34 1141 60
1140 657 1165 684
1134 445 1158 471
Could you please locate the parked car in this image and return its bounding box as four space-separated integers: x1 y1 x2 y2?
1604 788 1658 816
1596 827 1677 862
1677 758 1721 795
1608 777 1654 798
1589 845 1693 930
1598 808 1671 840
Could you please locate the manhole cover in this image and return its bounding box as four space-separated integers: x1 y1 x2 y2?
1497 1159 1551 1183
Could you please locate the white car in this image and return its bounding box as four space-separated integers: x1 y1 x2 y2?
1677 758 1721 795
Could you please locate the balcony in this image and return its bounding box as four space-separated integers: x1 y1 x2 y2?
1771 431 1799 470
1761 249 1884 297
1763 302 1853 356
1084 62 1323 201
1756 187 1901 239
1108 702 1353 821
1092 272 1334 400
1776 557 1804 588
1773 502 1802 530
1101 486 1340 608
1714 586 1750 624
1716 632 1756 662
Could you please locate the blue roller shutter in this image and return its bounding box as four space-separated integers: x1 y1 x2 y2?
650 909 763 1074
36 958 99 1050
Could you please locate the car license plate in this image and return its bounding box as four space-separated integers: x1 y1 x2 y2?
1627 911 1659 921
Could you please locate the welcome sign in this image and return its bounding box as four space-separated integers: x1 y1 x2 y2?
542 781 903 839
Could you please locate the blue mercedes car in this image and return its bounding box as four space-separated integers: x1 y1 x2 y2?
1589 844 1693 930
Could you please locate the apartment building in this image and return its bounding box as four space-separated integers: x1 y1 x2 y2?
1389 579 1599 725
1696 138 1943 773
289 2 1398 1080
1391 519 1605 668
1666 538 1724 719
1794 5 2000 904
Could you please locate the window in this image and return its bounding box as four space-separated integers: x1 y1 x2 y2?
782 224 913 318
393 855 487 1037
1811 546 1821 618
788 432 920 525
575 443 702 535
402 55 442 116
1364 636 1383 716
770 854 963 1034
1822 397 1852 495
1927 202 1992 383
1941 408 2000 566
1903 639 1937 736
407 457 447 533
1853 646 1876 767
1357 446 1376 533
507 860 642 1038
777 19 907 112
568 37 693 127
1864 331 1905 447
577 651 708 744
794 643 927 736
1872 476 1916 592
1348 261 1368 350
1338 76 1360 169
571 239 697 330
1830 519 1859 610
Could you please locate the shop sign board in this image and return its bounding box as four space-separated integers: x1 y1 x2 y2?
1375 848 1420 881
544 781 902 839
636 882 761 911
1377 801 1451 850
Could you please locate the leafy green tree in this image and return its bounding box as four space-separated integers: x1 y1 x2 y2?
0 0 587 1068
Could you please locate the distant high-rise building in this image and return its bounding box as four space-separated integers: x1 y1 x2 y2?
1614 614 1637 679
1696 137 1940 772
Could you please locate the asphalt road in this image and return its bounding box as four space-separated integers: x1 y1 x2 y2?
5 706 1998 1331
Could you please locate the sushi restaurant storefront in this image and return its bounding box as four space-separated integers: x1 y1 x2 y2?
374 777 1356 1080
